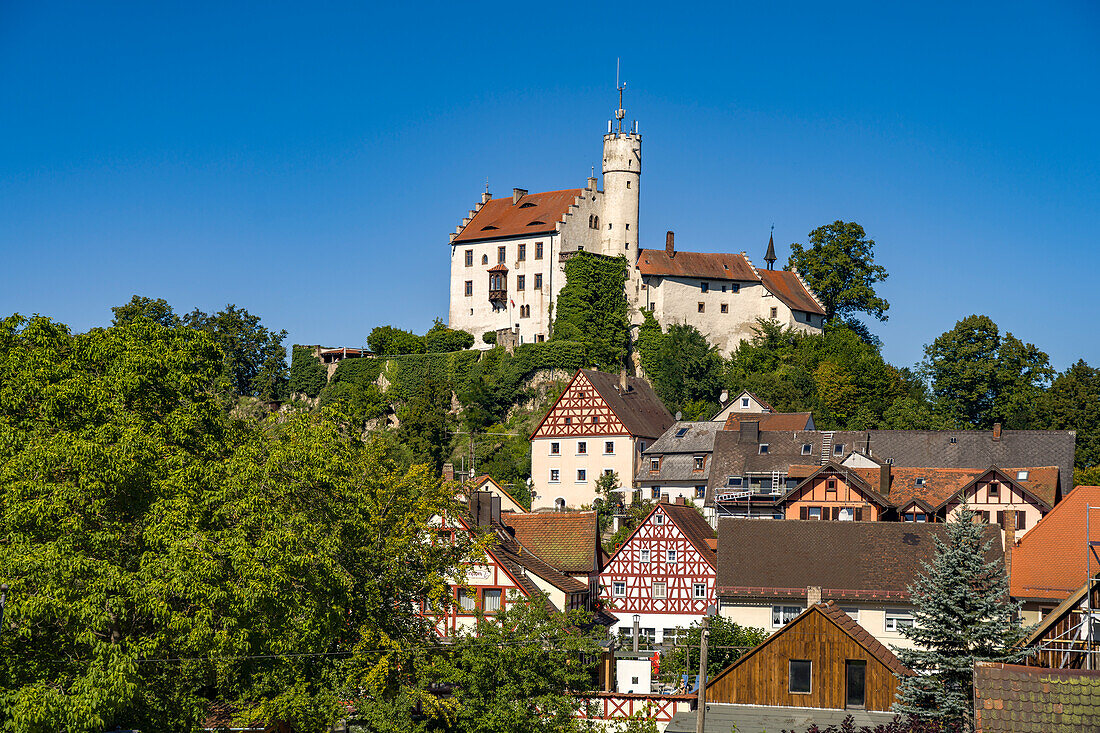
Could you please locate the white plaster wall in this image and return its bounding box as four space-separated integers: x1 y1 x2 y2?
645 277 822 356
531 435 639 510
616 659 652 694
602 132 643 313
611 613 706 644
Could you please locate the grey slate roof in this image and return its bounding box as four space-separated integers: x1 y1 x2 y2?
665 704 899 733
715 518 1004 600
644 421 721 455
706 427 1076 507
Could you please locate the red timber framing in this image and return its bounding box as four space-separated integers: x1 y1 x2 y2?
426 513 529 637
531 370 629 439
574 693 695 724
599 502 716 617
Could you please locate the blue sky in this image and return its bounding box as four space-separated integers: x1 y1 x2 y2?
2 1 1097 371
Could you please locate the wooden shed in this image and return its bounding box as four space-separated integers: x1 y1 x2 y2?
705 602 911 712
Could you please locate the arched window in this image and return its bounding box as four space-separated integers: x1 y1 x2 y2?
593 216 599 229
588 214 594 228
481 254 488 265
555 497 566 511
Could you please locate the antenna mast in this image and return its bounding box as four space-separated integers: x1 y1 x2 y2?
615 58 626 133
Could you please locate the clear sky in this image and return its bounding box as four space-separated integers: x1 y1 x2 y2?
2 1 1097 372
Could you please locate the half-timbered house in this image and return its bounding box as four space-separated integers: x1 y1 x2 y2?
530 368 673 510
598 498 716 646
503 510 605 594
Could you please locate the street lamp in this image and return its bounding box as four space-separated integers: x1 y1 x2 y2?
696 604 718 733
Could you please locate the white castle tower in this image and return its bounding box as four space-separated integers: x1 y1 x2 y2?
602 82 643 311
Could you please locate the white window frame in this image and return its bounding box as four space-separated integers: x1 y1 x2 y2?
549 469 560 483
640 548 650 563
693 583 707 599
549 442 560 455
577 441 587 455
612 581 626 597
654 510 665 523
652 581 667 599
885 609 915 632
576 469 587 483
605 441 615 455
667 549 677 563
772 605 802 628
650 458 660 471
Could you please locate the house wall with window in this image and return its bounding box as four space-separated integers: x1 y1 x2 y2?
782 473 884 521
717 599 919 651
942 473 1047 538
598 502 716 645
532 434 640 510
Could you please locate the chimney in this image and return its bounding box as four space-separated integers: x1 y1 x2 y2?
587 176 598 190
739 420 760 445
665 231 675 258
1004 510 1016 581
619 369 629 392
807 586 822 606
475 491 493 527
659 495 669 504
674 496 686 506
512 188 527 205
491 495 502 526
879 463 891 495
442 462 455 483
481 191 492 204
993 423 1002 441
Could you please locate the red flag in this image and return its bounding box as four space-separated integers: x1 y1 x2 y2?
510 299 515 308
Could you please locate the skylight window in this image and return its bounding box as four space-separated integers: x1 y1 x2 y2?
759 444 770 454
1017 470 1029 480
675 427 690 438
801 444 812 455
915 477 926 487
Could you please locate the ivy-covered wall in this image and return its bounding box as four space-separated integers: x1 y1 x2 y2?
551 252 630 372
289 345 327 397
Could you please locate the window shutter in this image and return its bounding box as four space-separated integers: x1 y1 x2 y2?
832 507 840 521
997 510 1005 528
1017 510 1026 530
855 507 864 522
800 506 808 520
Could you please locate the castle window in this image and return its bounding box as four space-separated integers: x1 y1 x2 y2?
701 282 709 293
482 254 488 265
535 241 544 259
626 180 631 188
464 281 473 297
608 223 612 230
497 246 506 263
732 284 740 293
720 303 728 313
770 307 778 319
465 249 473 267
698 302 705 313
518 243 526 261
625 223 630 230
517 275 525 291
534 273 543 289
588 215 594 228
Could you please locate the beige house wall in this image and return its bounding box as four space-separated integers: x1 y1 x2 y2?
531 434 645 510
719 600 919 651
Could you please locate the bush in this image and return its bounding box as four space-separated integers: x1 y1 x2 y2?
368 325 425 356
424 318 474 353
482 331 497 345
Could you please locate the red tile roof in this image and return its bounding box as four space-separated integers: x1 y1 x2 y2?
636 248 760 281
758 270 826 315
504 511 599 575
1011 485 1100 602
452 189 581 243
723 412 814 432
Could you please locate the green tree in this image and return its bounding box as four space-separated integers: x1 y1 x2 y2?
0 315 467 732
921 315 1053 428
1035 360 1100 471
787 221 889 329
111 294 181 328
648 324 724 417
183 304 289 400
893 507 1030 728
368 325 425 356
430 600 603 733
636 308 664 380
397 362 452 472
660 616 768 685
551 252 630 372
604 499 655 557
424 317 475 353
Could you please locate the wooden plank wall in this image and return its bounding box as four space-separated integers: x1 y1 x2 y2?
705 611 901 711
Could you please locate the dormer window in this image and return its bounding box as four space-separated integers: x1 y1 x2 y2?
519 201 536 208
694 456 706 471
802 444 812 455
759 444 770 454
650 458 660 472
834 444 844 455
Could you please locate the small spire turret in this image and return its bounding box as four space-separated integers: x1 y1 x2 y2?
764 225 777 270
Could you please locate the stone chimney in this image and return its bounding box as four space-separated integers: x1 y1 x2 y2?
619 369 629 392
665 231 675 258
807 586 822 606
1004 509 1016 581
587 176 598 190
512 188 527 205
442 462 455 483
481 191 492 204
674 496 686 506
993 423 1002 441
659 495 669 504
739 420 760 445
879 463 891 495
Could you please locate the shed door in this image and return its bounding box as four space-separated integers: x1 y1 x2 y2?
845 660 866 708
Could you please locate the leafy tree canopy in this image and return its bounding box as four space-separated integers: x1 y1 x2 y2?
368 325 426 356
660 616 768 685
1035 359 1100 470
921 315 1053 429
424 317 475 353
0 315 467 732
111 294 181 328
646 322 724 418
787 220 889 329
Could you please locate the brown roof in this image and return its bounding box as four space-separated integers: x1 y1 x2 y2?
974 662 1100 733
452 189 581 243
885 466 1058 511
758 270 826 315
494 536 589 594
723 412 815 432
716 518 1004 600
504 511 599 575
636 248 760 281
1011 485 1100 601
581 369 674 439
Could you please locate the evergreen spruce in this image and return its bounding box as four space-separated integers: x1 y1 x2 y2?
893 506 1030 729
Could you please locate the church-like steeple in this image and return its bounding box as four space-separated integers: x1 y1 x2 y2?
764 227 777 270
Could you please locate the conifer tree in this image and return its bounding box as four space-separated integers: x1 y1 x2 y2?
893 506 1030 729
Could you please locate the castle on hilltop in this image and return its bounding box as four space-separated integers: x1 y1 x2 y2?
447 95 825 355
